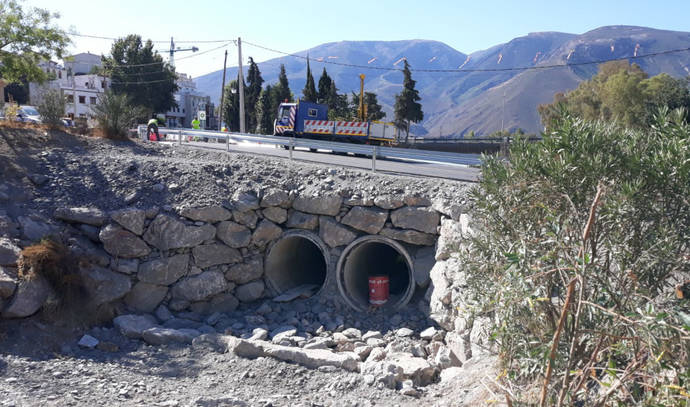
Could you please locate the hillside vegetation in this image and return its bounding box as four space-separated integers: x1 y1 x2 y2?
460 108 690 405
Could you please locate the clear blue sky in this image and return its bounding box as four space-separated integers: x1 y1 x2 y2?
26 0 690 78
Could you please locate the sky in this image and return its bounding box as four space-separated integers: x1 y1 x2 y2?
25 0 690 78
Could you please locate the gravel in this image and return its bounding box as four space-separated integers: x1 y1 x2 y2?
0 128 489 406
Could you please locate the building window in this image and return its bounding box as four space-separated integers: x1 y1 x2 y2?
308 108 318 117
67 94 74 103
90 97 96 104
58 71 62 79
78 96 86 104
101 81 106 89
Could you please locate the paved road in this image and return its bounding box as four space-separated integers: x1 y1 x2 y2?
170 140 481 181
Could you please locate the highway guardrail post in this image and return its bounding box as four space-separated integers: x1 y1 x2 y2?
372 146 377 172
178 130 182 145
226 134 230 152
289 138 294 161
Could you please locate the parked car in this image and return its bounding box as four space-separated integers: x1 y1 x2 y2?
61 117 74 127
17 105 42 123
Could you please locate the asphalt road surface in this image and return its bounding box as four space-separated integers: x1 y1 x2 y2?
168 140 481 181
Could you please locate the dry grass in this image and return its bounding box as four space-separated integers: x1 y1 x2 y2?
18 238 83 306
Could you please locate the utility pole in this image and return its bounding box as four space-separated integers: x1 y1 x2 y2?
218 49 228 131
237 37 246 133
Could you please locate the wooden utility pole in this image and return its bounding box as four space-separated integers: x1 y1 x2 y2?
237 37 246 133
218 49 228 130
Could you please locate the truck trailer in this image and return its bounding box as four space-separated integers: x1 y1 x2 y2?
273 100 400 145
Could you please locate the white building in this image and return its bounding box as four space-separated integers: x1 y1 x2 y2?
165 73 215 129
29 53 110 120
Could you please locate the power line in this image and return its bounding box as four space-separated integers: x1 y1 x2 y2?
243 39 690 73
66 32 232 44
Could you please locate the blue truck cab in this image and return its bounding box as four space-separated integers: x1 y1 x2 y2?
274 100 329 136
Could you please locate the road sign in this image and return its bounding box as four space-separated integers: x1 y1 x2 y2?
198 111 206 121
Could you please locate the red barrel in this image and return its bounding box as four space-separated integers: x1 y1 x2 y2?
369 276 390 306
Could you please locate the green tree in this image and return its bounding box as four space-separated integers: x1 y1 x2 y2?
393 60 423 142
302 58 317 102
351 91 386 121
91 90 144 139
245 57 264 132
0 0 69 84
222 78 240 132
102 34 178 114
539 61 690 129
257 84 275 135
326 81 353 121
317 68 332 104
274 64 293 104
36 87 65 127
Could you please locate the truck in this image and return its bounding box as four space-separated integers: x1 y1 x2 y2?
273 100 400 146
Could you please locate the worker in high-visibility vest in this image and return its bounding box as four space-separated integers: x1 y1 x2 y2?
147 115 159 141
191 117 200 130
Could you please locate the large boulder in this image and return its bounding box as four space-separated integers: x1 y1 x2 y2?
172 271 228 302
79 266 132 306
216 221 251 248
229 190 260 212
0 266 17 298
251 220 282 247
54 207 107 226
180 206 232 223
374 195 404 210
341 206 388 234
232 210 258 229
192 243 242 268
113 314 158 339
143 214 216 250
226 337 360 372
99 224 151 258
260 189 290 208
111 208 146 235
386 352 438 386
1 274 52 318
413 246 436 288
138 254 189 285
0 238 20 266
262 207 287 224
18 216 54 241
235 280 265 302
286 210 319 230
142 327 200 345
292 195 341 216
319 217 357 248
436 218 464 261
0 215 20 238
390 207 440 234
209 292 239 313
225 256 263 285
125 282 168 313
379 228 436 246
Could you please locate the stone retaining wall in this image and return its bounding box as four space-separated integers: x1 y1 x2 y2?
0 189 464 320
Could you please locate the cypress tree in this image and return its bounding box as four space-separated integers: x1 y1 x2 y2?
275 64 293 104
302 58 317 102
394 60 423 142
245 57 264 132
317 67 332 104
257 84 275 135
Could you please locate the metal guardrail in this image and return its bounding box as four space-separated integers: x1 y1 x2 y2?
137 126 482 171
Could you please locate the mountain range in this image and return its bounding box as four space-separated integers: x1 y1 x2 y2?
194 26 690 137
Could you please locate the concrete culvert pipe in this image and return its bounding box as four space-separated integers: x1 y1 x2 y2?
337 236 415 312
264 231 329 298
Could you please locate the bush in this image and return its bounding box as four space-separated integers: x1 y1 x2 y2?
36 88 66 128
91 90 143 139
3 101 19 121
463 108 690 405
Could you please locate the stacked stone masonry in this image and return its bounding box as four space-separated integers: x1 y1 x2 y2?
1 190 455 319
